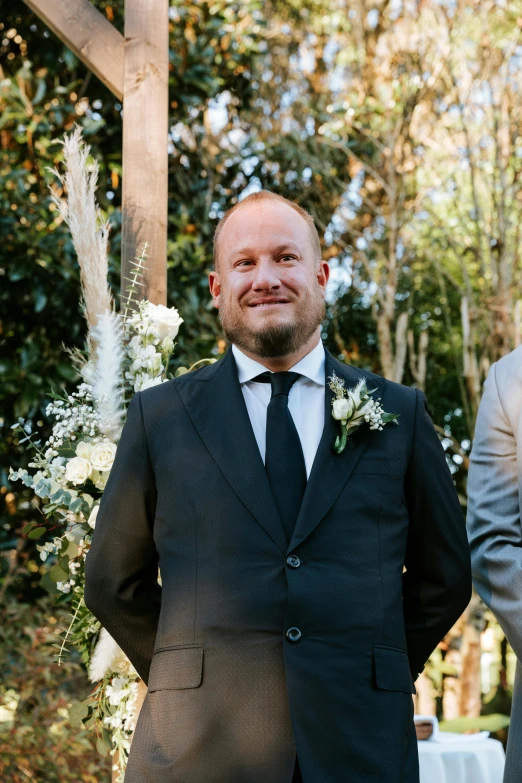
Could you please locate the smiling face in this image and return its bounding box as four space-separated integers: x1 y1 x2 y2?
209 200 330 360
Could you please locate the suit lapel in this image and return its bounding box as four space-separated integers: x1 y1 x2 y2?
287 348 385 554
175 346 289 555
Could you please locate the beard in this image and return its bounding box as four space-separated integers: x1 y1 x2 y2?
219 289 326 359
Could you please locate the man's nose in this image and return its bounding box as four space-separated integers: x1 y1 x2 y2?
251 260 281 290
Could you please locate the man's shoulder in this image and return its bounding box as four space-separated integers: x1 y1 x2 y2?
366 369 418 411
333 357 417 405
491 343 522 388
327 355 419 426
140 355 224 401
485 344 522 423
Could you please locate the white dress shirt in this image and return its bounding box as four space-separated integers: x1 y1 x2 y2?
231 339 326 479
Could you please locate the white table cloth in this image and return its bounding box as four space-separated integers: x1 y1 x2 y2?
418 734 505 783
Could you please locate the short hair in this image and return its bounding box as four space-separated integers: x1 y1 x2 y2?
212 190 322 271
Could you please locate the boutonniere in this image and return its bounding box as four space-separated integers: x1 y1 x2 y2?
327 372 400 454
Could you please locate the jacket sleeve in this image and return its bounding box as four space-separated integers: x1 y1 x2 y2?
84 390 161 685
403 388 472 680
466 361 522 662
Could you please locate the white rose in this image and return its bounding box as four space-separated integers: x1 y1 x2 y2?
65 457 92 485
91 441 117 472
143 302 183 340
88 505 99 529
332 398 353 421
76 440 94 460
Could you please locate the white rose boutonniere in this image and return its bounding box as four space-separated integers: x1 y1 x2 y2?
328 372 400 454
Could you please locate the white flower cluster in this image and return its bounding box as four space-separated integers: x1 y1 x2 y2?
363 399 386 430
65 440 117 489
37 535 65 562
124 301 183 392
45 384 100 458
103 675 139 736
56 580 73 594
59 537 88 594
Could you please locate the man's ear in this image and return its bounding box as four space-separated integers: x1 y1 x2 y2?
318 260 330 290
208 270 220 308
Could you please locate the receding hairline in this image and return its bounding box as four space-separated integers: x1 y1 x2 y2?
212 191 322 271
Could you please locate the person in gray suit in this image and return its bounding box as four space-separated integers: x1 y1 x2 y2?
467 346 522 782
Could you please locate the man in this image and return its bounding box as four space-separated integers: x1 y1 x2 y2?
467 348 522 783
84 190 472 783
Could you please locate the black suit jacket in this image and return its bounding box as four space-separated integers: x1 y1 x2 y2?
84 345 471 783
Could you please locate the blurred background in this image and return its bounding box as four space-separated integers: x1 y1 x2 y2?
1 0 520 779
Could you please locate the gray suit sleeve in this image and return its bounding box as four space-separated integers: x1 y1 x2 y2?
467 361 522 661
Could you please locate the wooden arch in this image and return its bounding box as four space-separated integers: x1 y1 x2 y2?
23 0 169 306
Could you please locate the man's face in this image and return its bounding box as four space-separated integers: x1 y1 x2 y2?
208 201 330 358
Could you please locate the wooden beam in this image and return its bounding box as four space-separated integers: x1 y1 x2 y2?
121 0 169 306
22 0 124 99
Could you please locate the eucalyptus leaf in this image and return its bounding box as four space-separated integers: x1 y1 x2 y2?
69 497 84 513
82 493 94 508
28 526 47 539
68 700 89 728
64 541 79 559
96 736 112 757
48 564 69 583
34 478 51 498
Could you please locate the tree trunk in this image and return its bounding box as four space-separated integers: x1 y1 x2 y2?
459 593 483 718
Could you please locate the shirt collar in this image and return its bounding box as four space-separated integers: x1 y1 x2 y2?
231 338 325 387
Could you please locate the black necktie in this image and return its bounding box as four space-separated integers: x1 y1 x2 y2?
252 371 307 542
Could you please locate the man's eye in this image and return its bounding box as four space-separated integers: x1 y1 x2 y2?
279 255 295 261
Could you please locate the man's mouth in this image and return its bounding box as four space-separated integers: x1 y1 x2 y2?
248 299 290 308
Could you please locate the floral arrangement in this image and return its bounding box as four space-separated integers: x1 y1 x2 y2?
328 372 400 453
8 125 212 780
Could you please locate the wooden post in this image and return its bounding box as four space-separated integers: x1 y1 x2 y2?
121 0 169 307
22 0 169 307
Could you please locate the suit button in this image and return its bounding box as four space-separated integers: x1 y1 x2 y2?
286 555 301 568
286 627 302 643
